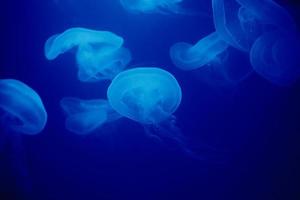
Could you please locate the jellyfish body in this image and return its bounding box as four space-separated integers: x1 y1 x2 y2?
107 67 182 125
120 0 184 14
236 0 296 31
107 67 200 156
170 32 229 70
60 97 121 135
0 79 47 135
45 27 131 82
250 31 300 86
212 0 262 51
76 45 131 82
44 28 123 60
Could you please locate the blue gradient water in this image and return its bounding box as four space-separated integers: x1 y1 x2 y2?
1 0 300 200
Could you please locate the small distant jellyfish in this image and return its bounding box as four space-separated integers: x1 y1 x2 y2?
212 0 262 51
236 0 296 31
250 30 300 86
120 0 185 14
45 27 131 82
170 32 229 71
60 97 121 135
0 79 47 135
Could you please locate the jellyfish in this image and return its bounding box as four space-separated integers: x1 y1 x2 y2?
107 67 181 124
250 30 300 86
45 27 131 82
60 97 121 135
0 79 47 198
76 45 131 82
170 32 229 71
0 79 47 135
236 0 296 31
107 67 196 154
212 0 262 51
120 0 185 14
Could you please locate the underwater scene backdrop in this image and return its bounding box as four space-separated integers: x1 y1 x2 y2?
1 0 300 199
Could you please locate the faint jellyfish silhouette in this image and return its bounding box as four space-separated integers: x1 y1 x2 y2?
45 27 131 82
170 32 229 71
250 30 300 86
120 0 186 14
236 0 296 31
212 0 262 51
0 79 47 135
60 97 121 135
238 6 262 37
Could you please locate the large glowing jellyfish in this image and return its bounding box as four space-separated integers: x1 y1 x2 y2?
107 67 181 125
60 97 121 135
0 79 47 135
170 32 229 70
45 27 131 82
0 79 46 199
236 0 296 31
120 0 185 14
250 31 300 86
107 67 192 154
212 0 262 51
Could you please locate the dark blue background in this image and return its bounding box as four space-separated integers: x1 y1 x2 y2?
1 0 300 199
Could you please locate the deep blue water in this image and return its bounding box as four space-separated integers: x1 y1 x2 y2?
1 0 300 200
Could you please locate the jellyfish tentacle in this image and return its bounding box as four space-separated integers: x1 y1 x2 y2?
144 116 205 160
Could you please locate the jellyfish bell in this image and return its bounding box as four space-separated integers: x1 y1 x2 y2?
0 79 47 135
44 27 124 60
250 30 300 86
212 0 262 51
76 45 132 82
60 97 121 135
107 67 182 125
170 32 229 71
